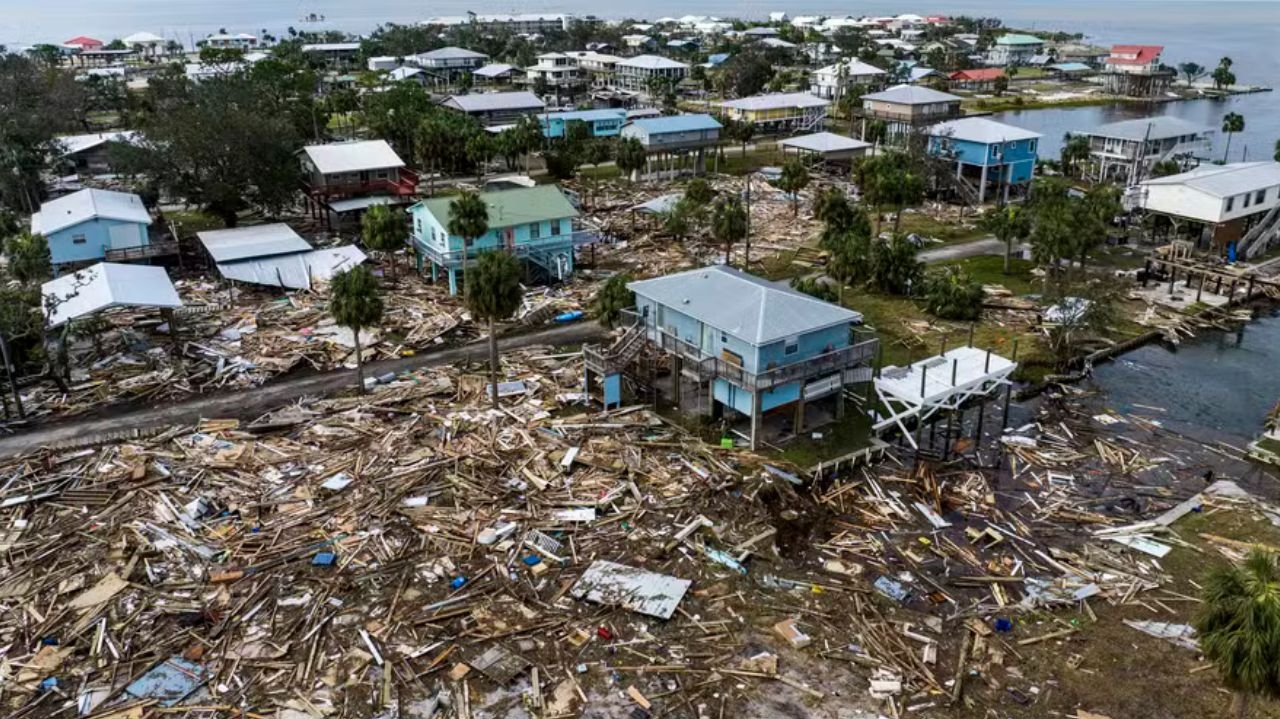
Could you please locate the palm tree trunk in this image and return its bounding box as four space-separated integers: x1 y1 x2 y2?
488 317 500 409
353 325 365 393
1224 132 1234 163
1003 236 1012 275
725 240 731 267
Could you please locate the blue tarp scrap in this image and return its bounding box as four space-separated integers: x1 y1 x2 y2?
124 657 208 707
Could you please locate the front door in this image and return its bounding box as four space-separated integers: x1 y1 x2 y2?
503 228 515 252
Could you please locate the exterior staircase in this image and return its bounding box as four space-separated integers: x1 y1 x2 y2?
1239 203 1280 260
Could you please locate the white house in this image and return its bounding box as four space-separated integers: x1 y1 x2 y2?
1138 162 1280 251
616 55 689 92
810 59 888 99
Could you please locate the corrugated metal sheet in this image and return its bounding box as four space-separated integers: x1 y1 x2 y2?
303 140 405 174
571 560 691 619
217 246 367 290
197 223 313 263
43 263 181 328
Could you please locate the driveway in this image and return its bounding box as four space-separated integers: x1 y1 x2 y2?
918 236 1027 263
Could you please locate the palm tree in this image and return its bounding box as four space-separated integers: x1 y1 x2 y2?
360 205 405 279
1195 550 1280 718
447 190 490 292
1060 134 1091 179
711 196 748 267
594 273 634 327
330 266 384 393
1222 112 1246 162
777 159 810 217
465 252 523 409
983 205 1031 275
616 137 647 182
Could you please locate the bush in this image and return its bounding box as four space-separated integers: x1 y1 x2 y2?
923 266 985 321
790 276 839 303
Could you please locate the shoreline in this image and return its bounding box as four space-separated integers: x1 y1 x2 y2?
968 85 1273 115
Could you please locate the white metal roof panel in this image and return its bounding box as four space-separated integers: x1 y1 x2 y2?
56 131 140 156
929 117 1042 144
302 140 405 175
863 84 961 105
619 54 688 70
43 262 181 327
217 245 367 289
473 63 516 77
780 132 871 154
445 91 545 113
1142 162 1280 198
628 265 863 346
416 46 488 60
720 92 830 111
570 560 691 619
32 188 151 236
197 223 313 263
1082 116 1211 142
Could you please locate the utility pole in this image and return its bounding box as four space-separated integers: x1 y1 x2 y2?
0 333 25 419
744 172 751 269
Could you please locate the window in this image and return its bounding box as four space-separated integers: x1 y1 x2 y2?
1226 196 1235 212
551 219 562 235
72 234 86 245
1257 189 1268 204
783 336 799 356
1243 193 1251 209
1029 139 1038 153
720 333 728 343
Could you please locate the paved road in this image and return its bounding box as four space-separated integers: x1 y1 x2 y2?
0 322 607 458
918 236 1029 263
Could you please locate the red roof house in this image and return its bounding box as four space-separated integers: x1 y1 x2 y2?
64 36 105 49
948 68 1005 88
1105 45 1163 68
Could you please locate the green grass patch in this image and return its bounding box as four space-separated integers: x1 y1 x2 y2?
166 210 226 236
895 212 987 244
940 255 1038 294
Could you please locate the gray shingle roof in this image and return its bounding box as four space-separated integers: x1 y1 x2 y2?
629 265 863 345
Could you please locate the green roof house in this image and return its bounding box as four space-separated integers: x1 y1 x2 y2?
409 185 588 294
988 34 1045 66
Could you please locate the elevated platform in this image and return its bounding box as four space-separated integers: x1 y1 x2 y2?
874 346 1016 448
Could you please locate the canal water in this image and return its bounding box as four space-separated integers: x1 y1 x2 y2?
993 92 1279 165
1089 309 1280 444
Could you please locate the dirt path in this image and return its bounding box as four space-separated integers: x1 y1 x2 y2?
0 322 606 458
920 236 1030 263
